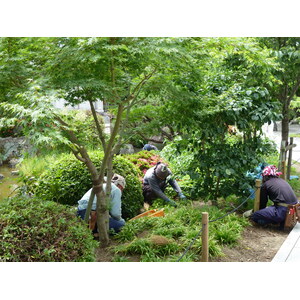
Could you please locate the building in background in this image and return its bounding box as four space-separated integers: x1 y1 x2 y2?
52 99 104 112
52 99 111 134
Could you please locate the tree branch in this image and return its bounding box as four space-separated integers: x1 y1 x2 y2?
287 75 300 103
136 130 163 144
72 150 86 163
124 69 156 104
89 100 107 148
98 103 124 180
54 114 99 178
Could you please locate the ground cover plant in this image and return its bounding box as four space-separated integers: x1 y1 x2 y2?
0 196 98 262
109 200 249 262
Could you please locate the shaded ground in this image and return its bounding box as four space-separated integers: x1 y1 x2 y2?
210 224 289 262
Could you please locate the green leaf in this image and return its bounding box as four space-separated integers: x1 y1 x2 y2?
225 169 231 175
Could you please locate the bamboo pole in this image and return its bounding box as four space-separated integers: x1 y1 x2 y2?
279 140 286 171
254 179 261 212
201 212 209 262
281 160 286 180
287 137 293 180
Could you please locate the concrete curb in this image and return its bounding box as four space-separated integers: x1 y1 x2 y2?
272 223 300 262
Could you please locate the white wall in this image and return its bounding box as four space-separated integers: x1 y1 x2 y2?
53 99 103 112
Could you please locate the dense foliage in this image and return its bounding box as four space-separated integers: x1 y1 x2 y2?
0 37 285 204
161 135 277 201
34 151 143 220
1 37 296 249
0 196 98 262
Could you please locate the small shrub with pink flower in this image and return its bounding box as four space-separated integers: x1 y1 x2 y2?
123 150 169 181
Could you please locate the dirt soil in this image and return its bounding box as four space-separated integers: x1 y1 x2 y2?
210 224 289 262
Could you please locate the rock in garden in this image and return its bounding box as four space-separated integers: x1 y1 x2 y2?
192 200 213 208
0 173 5 180
119 144 135 154
11 170 20 176
8 158 20 168
0 137 32 163
149 235 171 246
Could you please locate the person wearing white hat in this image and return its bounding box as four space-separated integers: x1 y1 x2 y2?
77 174 126 233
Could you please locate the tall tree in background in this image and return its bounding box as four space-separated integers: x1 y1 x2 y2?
259 37 300 143
0 37 32 102
125 37 280 198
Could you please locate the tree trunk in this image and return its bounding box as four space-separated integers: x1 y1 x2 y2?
95 103 124 246
95 185 110 247
281 114 289 144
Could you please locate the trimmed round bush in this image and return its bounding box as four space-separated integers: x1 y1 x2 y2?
0 196 98 262
34 150 143 220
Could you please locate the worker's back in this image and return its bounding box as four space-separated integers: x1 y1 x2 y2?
262 177 298 204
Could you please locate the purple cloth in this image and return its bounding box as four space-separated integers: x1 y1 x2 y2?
251 205 287 225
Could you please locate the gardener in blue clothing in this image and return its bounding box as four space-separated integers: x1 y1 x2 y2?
77 174 126 233
142 162 186 208
143 143 158 151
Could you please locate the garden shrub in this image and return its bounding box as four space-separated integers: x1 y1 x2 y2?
0 196 98 262
161 136 277 200
122 150 168 180
34 150 143 220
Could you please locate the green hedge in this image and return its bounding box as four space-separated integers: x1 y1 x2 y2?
34 151 143 220
0 196 98 262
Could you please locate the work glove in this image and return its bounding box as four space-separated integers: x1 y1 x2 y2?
243 209 253 218
178 192 186 200
166 198 177 208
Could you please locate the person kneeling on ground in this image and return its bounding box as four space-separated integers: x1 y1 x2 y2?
142 162 186 208
249 165 298 228
77 174 126 234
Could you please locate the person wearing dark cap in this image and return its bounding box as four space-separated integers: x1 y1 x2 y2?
249 165 299 227
143 143 158 151
142 162 186 207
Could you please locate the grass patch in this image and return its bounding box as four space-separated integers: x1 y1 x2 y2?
111 201 249 262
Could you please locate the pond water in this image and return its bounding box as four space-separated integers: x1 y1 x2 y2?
0 165 19 201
